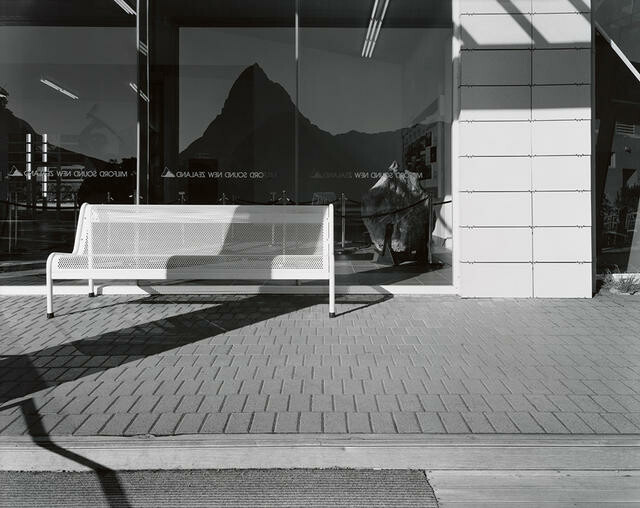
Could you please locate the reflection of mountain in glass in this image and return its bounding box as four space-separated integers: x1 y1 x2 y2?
180 63 405 202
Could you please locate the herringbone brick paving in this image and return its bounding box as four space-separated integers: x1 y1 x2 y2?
1 294 639 437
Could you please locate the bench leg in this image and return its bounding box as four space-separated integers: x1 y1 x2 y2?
46 263 54 319
88 278 95 297
329 271 335 319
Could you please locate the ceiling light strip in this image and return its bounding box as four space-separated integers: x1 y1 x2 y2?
40 78 79 100
113 0 136 15
367 0 390 58
362 0 380 56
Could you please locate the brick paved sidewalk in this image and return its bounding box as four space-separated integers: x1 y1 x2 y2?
1 293 639 437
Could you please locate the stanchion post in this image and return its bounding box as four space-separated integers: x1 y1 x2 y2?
270 192 276 245
341 193 346 249
7 193 12 253
73 192 78 225
428 195 433 264
13 191 18 249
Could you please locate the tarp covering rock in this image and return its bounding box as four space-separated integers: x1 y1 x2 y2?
361 161 432 265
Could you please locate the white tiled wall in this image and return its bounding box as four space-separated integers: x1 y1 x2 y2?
531 85 591 120
460 192 532 227
533 262 592 297
461 14 533 48
461 50 531 85
532 49 591 84
458 0 593 298
533 227 592 262
461 262 534 298
532 156 590 190
460 0 532 14
460 157 531 191
462 228 533 262
532 13 591 48
460 122 531 156
532 120 591 155
461 86 531 121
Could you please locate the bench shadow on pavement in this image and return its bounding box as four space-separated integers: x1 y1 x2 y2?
0 293 389 507
1 293 391 408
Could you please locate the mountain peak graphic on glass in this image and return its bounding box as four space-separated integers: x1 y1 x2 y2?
179 63 415 202
8 166 23 177
161 167 176 178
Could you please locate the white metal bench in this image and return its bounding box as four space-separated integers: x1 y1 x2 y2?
46 204 335 318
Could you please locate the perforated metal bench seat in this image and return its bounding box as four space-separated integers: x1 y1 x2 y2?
46 204 335 318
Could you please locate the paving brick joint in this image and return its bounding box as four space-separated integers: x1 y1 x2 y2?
1 293 640 437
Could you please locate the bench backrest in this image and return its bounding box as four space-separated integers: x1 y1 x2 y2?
68 204 332 275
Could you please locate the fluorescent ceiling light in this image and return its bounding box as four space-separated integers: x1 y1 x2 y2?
362 0 380 56
362 0 391 59
113 0 136 15
40 78 78 100
129 82 149 102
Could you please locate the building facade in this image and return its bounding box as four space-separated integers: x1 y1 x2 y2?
0 0 638 298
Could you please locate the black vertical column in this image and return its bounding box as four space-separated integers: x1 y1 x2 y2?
136 0 149 204
148 7 180 205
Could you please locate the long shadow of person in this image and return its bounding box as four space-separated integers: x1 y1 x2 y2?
1 397 131 508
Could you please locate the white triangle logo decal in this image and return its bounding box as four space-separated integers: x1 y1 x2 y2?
161 166 175 178
8 165 23 177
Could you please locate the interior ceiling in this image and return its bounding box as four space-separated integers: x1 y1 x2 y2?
164 0 452 28
0 0 452 28
0 0 134 26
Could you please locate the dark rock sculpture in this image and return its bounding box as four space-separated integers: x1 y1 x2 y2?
361 161 432 265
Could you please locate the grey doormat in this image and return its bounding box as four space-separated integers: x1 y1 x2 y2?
0 469 438 507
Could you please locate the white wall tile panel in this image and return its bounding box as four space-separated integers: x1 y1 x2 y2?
461 227 532 262
461 263 533 297
460 156 531 191
532 156 591 190
461 50 531 85
532 0 591 13
532 120 591 155
461 14 533 49
533 262 592 297
458 4 593 298
460 0 532 14
460 192 532 227
533 227 592 262
533 191 591 226
532 13 591 48
533 49 591 84
461 86 531 121
460 122 531 156
532 85 591 120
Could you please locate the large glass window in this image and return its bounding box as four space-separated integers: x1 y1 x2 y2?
595 1 640 274
298 1 452 285
0 1 137 285
1 0 453 288
147 0 453 287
